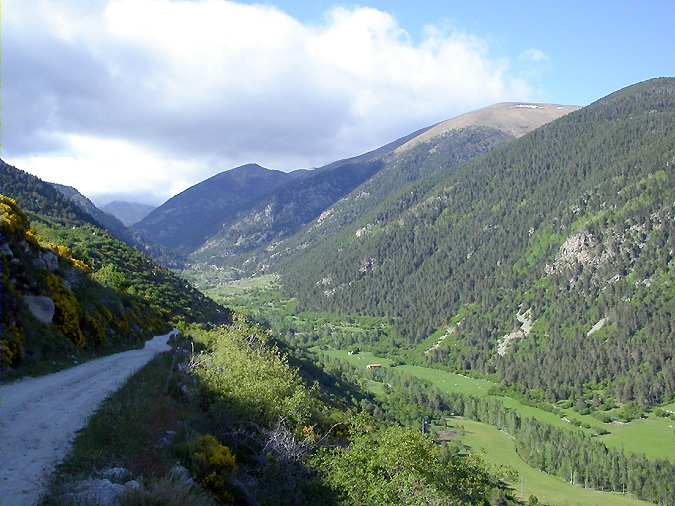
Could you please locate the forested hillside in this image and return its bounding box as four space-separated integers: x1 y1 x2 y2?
190 125 441 263
50 182 136 244
0 161 96 226
282 78 675 409
187 102 574 275
240 126 516 275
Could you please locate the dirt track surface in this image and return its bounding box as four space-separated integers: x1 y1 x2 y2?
0 333 173 506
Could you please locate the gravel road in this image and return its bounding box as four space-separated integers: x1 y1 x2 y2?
0 332 173 506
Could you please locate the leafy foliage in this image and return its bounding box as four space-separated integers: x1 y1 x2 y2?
31 218 230 325
191 318 316 430
313 415 512 505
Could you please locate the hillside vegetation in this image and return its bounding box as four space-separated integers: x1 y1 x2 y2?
0 195 166 373
44 319 524 506
282 78 675 410
1 165 230 376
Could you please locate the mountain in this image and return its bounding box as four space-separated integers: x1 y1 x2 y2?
140 103 575 267
101 201 155 227
133 164 295 255
189 127 442 264
224 102 577 275
50 183 133 242
281 78 675 409
0 160 230 373
1 160 97 226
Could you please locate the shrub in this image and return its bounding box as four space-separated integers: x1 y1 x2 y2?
0 196 29 236
312 415 501 505
191 318 316 430
47 274 85 347
120 478 217 506
0 324 24 368
178 434 236 504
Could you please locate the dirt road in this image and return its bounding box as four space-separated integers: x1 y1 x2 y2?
0 332 173 506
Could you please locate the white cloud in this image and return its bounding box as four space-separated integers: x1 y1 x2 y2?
520 48 550 63
14 134 199 203
3 0 534 203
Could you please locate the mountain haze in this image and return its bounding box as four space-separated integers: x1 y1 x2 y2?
101 201 155 226
50 183 134 244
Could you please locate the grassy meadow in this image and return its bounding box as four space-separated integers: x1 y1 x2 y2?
448 418 650 506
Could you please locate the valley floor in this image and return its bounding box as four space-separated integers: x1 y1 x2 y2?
0 332 172 505
194 273 673 506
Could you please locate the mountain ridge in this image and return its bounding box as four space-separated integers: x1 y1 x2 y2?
280 77 675 409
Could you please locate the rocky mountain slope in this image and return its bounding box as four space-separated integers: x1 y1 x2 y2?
281 78 675 409
101 201 155 226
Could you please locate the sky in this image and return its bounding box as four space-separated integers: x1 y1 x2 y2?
2 0 674 205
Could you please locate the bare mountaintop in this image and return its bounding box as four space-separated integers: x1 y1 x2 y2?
396 102 579 154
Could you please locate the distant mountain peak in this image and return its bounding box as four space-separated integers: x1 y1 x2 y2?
395 101 579 154
101 200 155 227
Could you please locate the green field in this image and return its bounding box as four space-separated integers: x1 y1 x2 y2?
317 347 675 462
316 347 394 368
601 415 675 461
450 419 650 506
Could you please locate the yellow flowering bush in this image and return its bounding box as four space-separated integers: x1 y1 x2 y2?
181 434 236 504
0 196 30 236
47 274 85 347
83 313 106 347
0 325 24 368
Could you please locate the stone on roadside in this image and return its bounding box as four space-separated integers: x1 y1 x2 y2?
124 480 141 491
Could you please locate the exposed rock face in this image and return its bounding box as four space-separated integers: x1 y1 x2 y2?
546 231 605 274
23 296 55 324
497 308 533 356
99 467 132 483
587 317 608 336
32 251 59 272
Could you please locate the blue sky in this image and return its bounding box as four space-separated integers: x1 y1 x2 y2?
5 0 674 203
246 0 675 105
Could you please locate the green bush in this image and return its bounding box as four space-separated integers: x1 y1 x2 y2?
177 434 236 504
190 317 317 430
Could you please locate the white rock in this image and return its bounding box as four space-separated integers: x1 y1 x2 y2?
0 242 13 257
68 479 126 506
124 480 141 491
23 296 55 324
169 465 194 488
99 466 132 483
